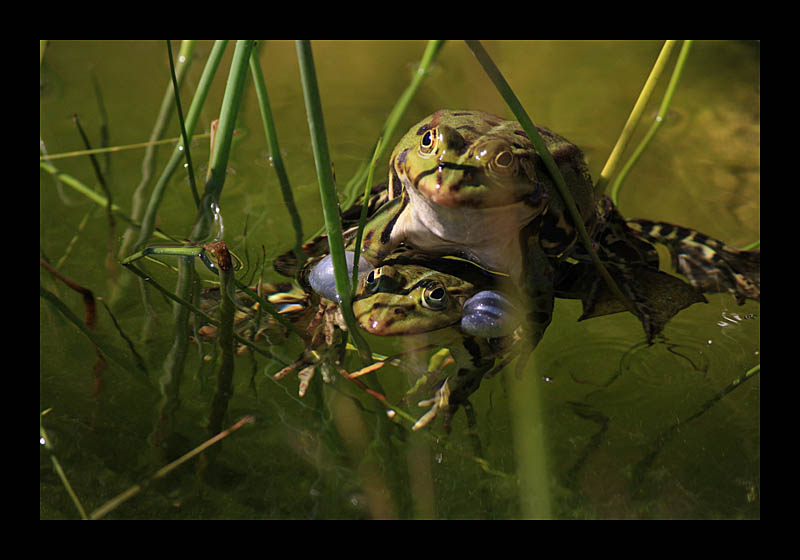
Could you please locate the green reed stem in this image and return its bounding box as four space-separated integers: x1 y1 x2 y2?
72 114 115 234
134 40 228 252
596 40 678 197
193 41 254 239
152 41 254 452
120 244 210 264
352 136 383 292
296 40 372 366
119 40 195 263
40 135 210 161
465 40 638 319
609 41 693 205
505 368 552 518
250 44 305 264
167 40 201 208
207 261 236 438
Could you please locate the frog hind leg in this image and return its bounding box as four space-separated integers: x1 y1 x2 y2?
414 366 488 433
413 337 494 432
568 261 707 343
627 219 760 304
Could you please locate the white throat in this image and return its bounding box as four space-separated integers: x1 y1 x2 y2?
394 185 537 280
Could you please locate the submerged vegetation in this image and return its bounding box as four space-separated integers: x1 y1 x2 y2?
40 40 759 519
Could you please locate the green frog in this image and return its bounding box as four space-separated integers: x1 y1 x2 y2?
350 249 520 431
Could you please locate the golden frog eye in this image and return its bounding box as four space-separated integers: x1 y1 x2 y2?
419 128 437 154
421 282 449 311
365 269 379 292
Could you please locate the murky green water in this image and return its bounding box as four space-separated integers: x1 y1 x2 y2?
40 40 759 519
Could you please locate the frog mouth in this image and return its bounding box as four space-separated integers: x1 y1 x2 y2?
414 162 480 191
411 162 492 207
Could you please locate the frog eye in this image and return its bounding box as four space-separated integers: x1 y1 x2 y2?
421 282 449 310
419 128 438 154
490 149 516 175
495 150 513 167
364 265 401 294
365 268 381 292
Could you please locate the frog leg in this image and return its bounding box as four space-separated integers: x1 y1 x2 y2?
556 259 707 343
413 377 451 431
575 263 661 342
413 364 490 432
272 299 349 397
413 336 494 431
626 219 760 304
592 196 660 269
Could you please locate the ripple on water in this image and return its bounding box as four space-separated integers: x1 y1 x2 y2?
537 326 714 412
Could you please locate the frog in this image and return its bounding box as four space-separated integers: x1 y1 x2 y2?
373 109 595 274
350 248 521 431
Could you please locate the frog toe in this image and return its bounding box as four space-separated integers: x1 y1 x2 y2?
412 378 452 431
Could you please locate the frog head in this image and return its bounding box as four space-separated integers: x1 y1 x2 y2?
389 109 549 209
349 250 519 338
